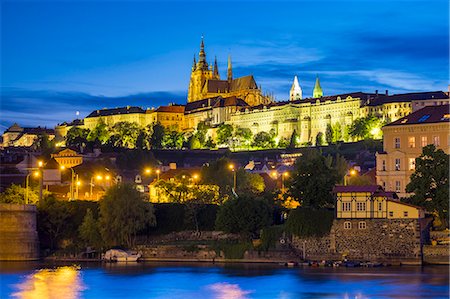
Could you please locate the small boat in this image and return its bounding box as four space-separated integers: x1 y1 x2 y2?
103 249 142 262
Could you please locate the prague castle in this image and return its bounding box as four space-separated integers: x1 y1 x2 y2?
3 38 449 148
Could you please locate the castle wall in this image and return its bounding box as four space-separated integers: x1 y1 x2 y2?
0 204 39 261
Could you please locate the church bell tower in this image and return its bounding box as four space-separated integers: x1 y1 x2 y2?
187 37 215 103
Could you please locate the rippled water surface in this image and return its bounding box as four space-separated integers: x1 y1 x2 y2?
1 262 448 298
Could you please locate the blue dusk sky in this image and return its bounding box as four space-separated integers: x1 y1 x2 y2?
1 0 448 130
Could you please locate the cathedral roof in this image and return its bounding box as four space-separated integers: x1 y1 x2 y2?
230 75 258 91
86 106 145 118
204 80 230 93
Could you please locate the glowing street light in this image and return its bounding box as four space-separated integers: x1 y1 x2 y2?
144 168 151 175
25 171 39 204
229 164 237 192
155 169 160 181
60 165 76 200
281 172 289 193
344 168 358 186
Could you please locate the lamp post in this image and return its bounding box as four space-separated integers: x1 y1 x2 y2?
229 164 236 192
60 165 75 200
156 169 160 181
344 169 358 186
25 170 39 204
38 160 43 203
90 175 103 199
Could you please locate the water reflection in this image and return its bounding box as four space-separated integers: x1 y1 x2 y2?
12 266 84 299
207 282 251 299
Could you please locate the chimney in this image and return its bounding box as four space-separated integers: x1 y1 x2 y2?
385 90 389 96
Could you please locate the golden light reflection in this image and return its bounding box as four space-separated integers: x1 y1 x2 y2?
207 282 251 299
12 266 84 299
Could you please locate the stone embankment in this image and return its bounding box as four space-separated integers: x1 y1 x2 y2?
0 204 39 261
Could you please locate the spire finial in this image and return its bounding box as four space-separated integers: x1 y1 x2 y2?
213 56 219 78
197 36 208 70
227 55 233 82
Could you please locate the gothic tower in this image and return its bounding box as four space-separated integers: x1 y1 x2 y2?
227 55 233 82
187 38 215 103
313 75 323 98
290 75 302 101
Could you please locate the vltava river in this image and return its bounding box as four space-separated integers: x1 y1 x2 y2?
0 262 448 298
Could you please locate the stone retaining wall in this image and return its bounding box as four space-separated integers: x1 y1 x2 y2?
292 218 424 262
0 204 39 260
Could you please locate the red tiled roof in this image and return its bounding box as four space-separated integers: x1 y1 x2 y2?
155 105 185 113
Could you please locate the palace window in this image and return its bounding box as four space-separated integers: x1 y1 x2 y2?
408 158 415 171
344 222 352 229
394 137 401 149
395 181 401 192
408 137 415 148
342 202 351 212
358 221 367 229
403 211 409 217
356 202 366 211
433 136 440 147
378 202 383 211
381 160 386 171
389 211 394 217
421 136 428 147
395 158 401 171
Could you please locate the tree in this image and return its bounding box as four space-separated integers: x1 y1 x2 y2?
0 184 35 204
188 135 201 149
315 132 324 146
332 122 343 142
252 131 275 149
217 124 234 145
288 130 299 149
79 208 102 248
66 127 90 149
201 157 234 197
163 130 184 149
406 145 449 228
151 123 165 149
236 169 265 194
37 195 70 250
215 194 272 237
109 121 141 148
348 116 383 140
87 119 110 144
135 125 153 150
99 184 156 247
234 127 253 149
325 124 333 144
288 149 339 208
205 136 216 149
195 121 208 146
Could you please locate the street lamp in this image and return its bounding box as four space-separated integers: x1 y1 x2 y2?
37 160 43 203
155 169 160 181
344 168 358 186
144 168 151 175
60 165 76 200
229 164 237 192
25 170 39 204
281 172 289 193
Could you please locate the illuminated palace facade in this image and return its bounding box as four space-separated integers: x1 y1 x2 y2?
39 40 449 146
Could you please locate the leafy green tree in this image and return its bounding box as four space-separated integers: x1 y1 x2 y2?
315 132 324 146
215 194 272 237
288 149 338 208
348 116 383 140
234 127 253 149
0 184 40 204
325 124 333 144
109 121 141 148
325 153 348 184
151 123 165 149
195 121 208 146
163 130 184 149
37 195 70 249
201 157 233 196
135 125 153 150
406 145 449 228
66 127 90 149
79 208 102 248
332 122 343 142
188 135 201 149
285 208 334 237
252 131 275 148
87 119 110 144
277 137 290 148
288 130 299 149
205 136 216 149
236 169 265 194
217 124 234 145
99 184 156 247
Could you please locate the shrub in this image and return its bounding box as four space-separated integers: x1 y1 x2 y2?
285 208 334 237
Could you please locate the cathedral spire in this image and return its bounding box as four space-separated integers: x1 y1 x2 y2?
197 36 208 70
227 55 233 82
313 75 323 98
192 55 197 70
290 75 302 101
213 56 219 78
